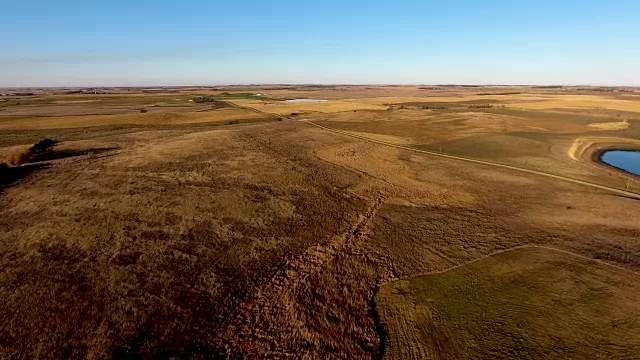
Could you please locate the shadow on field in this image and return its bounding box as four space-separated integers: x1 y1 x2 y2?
29 147 119 162
1 148 117 193
615 194 640 202
0 163 48 191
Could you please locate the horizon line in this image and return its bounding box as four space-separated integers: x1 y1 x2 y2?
2 83 640 90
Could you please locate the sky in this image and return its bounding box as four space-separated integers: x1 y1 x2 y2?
1 0 640 87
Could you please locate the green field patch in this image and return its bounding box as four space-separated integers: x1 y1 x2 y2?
375 246 640 360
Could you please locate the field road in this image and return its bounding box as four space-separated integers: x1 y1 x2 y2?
301 120 640 200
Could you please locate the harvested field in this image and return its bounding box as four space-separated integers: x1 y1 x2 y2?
348 94 640 114
508 95 640 113
227 98 388 114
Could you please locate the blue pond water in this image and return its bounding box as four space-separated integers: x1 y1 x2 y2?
600 150 640 176
283 99 328 103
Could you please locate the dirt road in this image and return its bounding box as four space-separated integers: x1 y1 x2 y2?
302 120 640 200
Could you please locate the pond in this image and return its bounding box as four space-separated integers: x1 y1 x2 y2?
283 99 328 103
600 150 640 176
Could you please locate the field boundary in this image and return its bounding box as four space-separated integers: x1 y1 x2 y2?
302 120 640 200
386 245 640 285
375 244 640 360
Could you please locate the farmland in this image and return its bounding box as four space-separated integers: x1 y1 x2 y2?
1 85 640 358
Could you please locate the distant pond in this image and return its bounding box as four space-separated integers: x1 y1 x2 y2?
600 150 640 176
283 99 328 103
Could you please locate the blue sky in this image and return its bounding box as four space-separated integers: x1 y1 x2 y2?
1 0 639 86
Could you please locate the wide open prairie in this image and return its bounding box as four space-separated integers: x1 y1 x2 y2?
1 86 639 358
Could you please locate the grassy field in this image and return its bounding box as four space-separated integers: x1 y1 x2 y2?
1 86 640 358
376 246 640 360
209 92 274 101
228 98 388 114
345 93 640 113
508 94 640 112
0 94 191 108
0 108 272 130
311 102 640 193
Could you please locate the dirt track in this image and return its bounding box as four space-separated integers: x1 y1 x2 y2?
302 120 640 200
222 196 387 356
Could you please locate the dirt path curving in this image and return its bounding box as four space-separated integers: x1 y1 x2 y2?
303 120 640 200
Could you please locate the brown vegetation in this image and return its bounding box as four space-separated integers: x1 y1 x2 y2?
2 139 59 166
7 147 32 166
0 86 639 358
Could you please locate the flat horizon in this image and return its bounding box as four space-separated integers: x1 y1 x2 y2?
3 83 640 90
3 1 640 87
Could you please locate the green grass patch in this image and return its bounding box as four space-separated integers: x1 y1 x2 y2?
376 247 640 360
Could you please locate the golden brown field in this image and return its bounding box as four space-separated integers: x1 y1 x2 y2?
1 86 639 359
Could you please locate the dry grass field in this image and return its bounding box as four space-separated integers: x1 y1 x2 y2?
1 86 639 359
311 96 640 193
0 109 270 130
348 94 640 112
226 98 388 115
